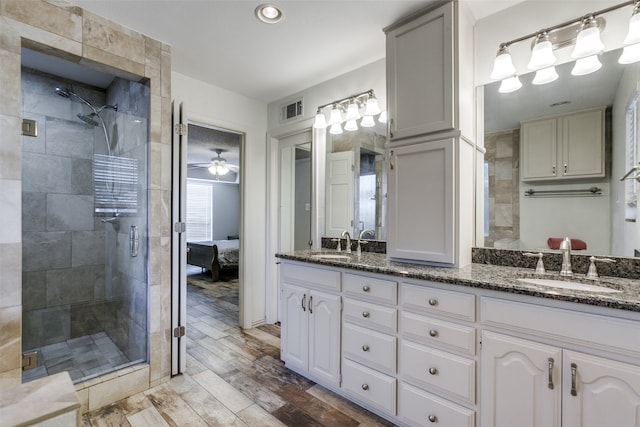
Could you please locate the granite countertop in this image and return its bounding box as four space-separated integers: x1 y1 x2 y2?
276 250 640 313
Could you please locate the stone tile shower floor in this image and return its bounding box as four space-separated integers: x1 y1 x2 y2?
22 332 134 384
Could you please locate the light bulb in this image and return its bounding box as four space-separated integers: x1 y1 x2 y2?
344 119 358 131
313 112 327 129
571 55 602 75
572 17 604 59
624 5 640 45
328 105 342 125
619 42 640 64
363 96 381 116
360 115 375 128
490 45 516 80
345 101 360 121
378 111 387 124
532 66 559 85
498 76 522 93
528 33 556 70
329 123 343 135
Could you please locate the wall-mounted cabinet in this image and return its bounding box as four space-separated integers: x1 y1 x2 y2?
521 107 605 181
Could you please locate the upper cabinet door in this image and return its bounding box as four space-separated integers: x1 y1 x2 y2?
386 2 454 141
521 117 558 180
561 109 605 178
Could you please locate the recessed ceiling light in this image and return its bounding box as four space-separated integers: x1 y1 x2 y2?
255 3 284 24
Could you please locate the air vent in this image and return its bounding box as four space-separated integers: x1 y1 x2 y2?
280 98 303 122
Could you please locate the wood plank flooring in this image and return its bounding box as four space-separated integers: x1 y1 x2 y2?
82 269 396 426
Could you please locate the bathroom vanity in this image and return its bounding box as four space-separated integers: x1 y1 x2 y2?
276 250 640 427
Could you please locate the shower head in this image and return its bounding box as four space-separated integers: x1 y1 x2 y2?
55 87 71 98
77 113 99 127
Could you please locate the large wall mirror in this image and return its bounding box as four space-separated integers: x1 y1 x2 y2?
480 48 640 258
323 121 387 241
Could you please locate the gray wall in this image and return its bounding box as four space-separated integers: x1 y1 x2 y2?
212 182 240 240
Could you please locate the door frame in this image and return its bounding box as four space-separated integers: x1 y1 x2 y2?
171 102 247 374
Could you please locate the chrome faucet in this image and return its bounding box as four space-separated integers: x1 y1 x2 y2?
559 237 573 277
341 230 352 253
356 229 374 256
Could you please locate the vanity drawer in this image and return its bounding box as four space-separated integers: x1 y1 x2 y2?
402 311 476 355
401 283 475 322
342 358 397 415
344 298 397 334
400 340 475 404
398 382 475 427
281 262 341 292
343 323 397 374
344 273 397 304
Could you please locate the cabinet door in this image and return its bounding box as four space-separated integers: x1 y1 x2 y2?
480 331 561 427
386 2 453 140
387 139 454 264
280 283 308 373
563 350 640 427
561 109 604 178
521 117 558 180
308 289 341 387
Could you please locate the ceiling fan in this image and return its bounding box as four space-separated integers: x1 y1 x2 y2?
188 148 239 178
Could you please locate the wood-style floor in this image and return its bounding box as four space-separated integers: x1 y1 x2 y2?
82 268 395 426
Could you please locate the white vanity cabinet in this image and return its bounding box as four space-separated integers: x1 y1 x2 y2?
521 108 605 181
280 263 341 388
480 297 640 427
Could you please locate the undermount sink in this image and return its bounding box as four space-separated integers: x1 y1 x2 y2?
517 278 622 293
310 254 351 261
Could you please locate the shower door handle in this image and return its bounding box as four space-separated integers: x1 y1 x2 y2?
130 225 139 257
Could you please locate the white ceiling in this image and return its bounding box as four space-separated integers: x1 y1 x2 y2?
68 0 524 104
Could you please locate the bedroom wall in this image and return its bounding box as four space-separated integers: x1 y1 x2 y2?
212 183 240 240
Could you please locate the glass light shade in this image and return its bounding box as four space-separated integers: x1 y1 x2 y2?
344 119 358 131
624 11 640 45
313 112 327 129
498 76 522 93
208 164 229 176
571 23 604 59
490 47 516 80
378 111 387 124
571 55 602 75
363 97 381 116
532 66 559 85
345 101 360 120
528 36 556 70
329 123 343 135
328 106 342 125
619 43 640 64
360 115 375 128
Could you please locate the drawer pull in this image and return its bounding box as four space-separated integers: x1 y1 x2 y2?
428 415 437 423
428 298 438 306
362 383 369 391
362 285 370 292
429 329 438 337
548 357 554 390
362 311 370 318
362 345 370 352
571 363 578 396
428 367 438 375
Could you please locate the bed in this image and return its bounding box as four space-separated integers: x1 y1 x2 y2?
187 239 239 281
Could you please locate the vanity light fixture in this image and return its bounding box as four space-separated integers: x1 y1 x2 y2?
255 4 284 24
490 0 639 92
312 89 386 133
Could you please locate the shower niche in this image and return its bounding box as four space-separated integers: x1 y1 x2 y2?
20 49 150 384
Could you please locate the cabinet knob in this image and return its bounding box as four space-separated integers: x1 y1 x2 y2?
428 415 437 423
362 285 370 292
429 367 438 375
429 329 438 337
362 345 370 352
362 311 370 318
428 298 438 306
362 384 369 391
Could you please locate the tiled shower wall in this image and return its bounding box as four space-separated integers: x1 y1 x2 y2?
484 130 520 248
0 0 173 411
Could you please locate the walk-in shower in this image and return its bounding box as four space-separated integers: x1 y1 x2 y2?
21 64 150 385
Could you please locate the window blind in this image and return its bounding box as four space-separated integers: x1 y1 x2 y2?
187 180 213 242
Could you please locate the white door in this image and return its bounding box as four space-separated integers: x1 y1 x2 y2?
171 101 188 375
308 289 341 387
563 350 640 427
480 331 562 427
521 118 557 180
326 151 354 237
280 283 309 373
